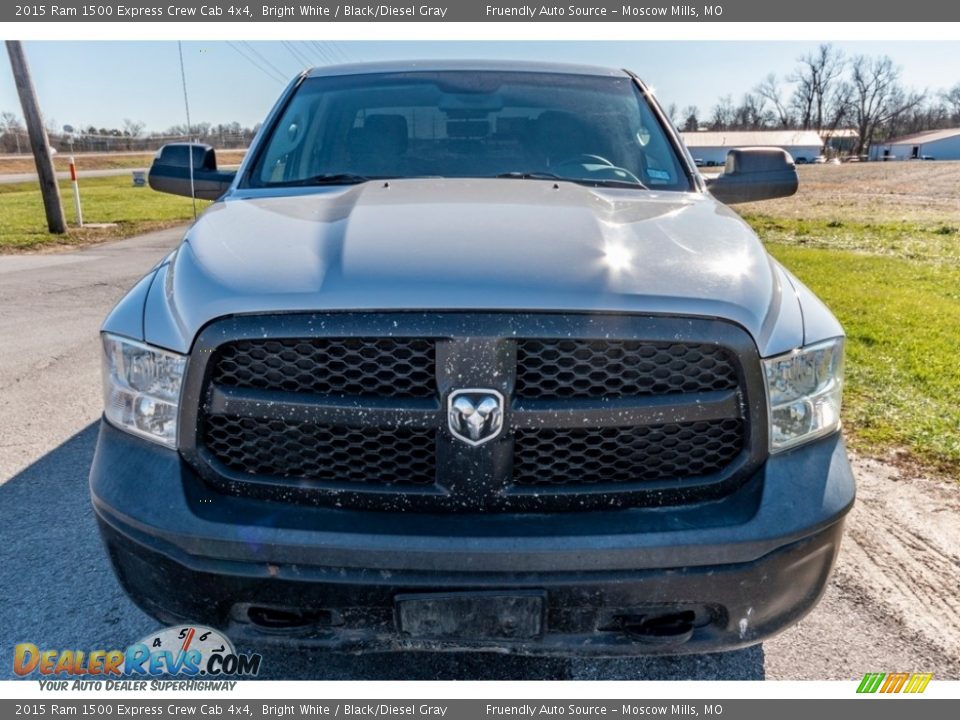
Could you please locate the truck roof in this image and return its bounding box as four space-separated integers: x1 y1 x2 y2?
305 59 630 79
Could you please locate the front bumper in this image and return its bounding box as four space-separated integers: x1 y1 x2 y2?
90 420 855 655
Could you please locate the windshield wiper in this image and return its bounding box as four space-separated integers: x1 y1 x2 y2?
271 173 377 187
493 172 648 190
495 171 567 181
577 178 649 190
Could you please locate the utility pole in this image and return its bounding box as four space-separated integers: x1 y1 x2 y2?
5 41 66 234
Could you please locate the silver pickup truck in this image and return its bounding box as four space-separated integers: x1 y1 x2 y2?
90 60 854 656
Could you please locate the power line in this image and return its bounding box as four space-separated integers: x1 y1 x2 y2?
226 41 286 84
317 41 351 65
314 41 348 65
241 41 291 82
318 41 345 64
308 41 336 66
329 42 354 63
281 41 313 70
292 42 315 67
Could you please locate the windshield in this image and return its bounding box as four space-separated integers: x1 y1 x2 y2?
245 70 691 191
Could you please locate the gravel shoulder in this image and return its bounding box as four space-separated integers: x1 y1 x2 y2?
0 228 957 681
762 455 960 680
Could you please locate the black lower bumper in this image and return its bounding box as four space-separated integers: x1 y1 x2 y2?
90 420 854 656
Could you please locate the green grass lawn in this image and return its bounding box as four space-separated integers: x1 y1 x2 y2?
0 175 207 251
759 237 960 478
743 214 960 265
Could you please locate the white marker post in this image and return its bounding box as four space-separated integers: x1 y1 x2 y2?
68 155 83 227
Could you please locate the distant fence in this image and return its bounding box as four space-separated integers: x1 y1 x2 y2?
0 130 252 154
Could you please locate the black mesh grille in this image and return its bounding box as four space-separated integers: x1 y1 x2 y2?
186 314 760 511
512 419 745 487
212 338 436 398
515 339 738 399
203 415 437 487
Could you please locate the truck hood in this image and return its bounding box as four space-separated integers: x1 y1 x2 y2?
148 178 800 354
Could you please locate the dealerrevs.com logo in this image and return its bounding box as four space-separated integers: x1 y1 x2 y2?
13 625 261 687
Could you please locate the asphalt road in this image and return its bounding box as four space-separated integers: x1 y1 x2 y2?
1 228 958 681
0 165 239 185
0 167 143 184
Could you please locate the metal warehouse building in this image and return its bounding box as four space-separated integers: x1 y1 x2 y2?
680 130 825 166
868 128 960 161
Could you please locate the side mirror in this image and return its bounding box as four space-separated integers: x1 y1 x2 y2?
148 143 235 200
705 147 798 204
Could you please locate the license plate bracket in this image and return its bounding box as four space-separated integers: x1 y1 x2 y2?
395 590 545 641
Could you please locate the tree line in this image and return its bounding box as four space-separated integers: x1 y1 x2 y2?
0 115 260 154
666 45 959 155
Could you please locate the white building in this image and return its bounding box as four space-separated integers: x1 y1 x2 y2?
821 128 859 155
680 130 825 166
868 128 960 161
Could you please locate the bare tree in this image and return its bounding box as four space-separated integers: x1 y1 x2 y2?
755 74 792 127
122 118 145 138
0 111 22 129
732 92 772 130
888 102 950 138
0 110 25 153
822 80 853 137
680 106 700 132
665 102 679 126
848 55 926 154
790 44 847 131
942 83 960 123
791 70 815 129
710 95 736 130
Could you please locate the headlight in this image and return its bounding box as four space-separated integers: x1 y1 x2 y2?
101 333 186 448
763 337 844 452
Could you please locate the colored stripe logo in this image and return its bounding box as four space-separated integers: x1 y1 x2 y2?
857 673 933 694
